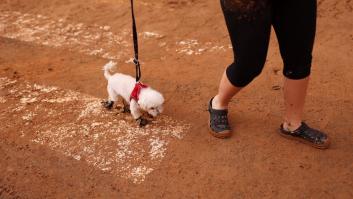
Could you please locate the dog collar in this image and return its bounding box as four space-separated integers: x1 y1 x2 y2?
130 82 148 101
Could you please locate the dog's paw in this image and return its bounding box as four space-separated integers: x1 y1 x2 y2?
101 100 114 110
136 117 148 127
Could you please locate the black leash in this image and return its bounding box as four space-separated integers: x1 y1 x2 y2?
130 0 141 82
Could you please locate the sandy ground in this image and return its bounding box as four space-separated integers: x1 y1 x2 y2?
0 0 352 198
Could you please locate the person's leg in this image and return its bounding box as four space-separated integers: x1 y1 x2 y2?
273 0 316 129
209 0 272 137
214 0 272 110
213 1 272 109
273 0 329 148
212 71 242 110
283 77 309 130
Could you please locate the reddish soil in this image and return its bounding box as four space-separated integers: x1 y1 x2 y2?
0 0 352 198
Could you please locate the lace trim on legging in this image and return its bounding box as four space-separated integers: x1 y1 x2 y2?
221 0 270 20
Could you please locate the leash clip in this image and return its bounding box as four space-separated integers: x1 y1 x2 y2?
133 57 140 66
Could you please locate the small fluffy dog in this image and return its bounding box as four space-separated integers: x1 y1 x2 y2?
102 61 164 126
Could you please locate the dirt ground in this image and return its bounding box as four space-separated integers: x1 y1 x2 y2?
0 0 352 198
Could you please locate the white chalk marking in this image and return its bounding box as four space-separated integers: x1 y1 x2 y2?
0 97 6 103
22 112 36 121
0 77 190 184
0 11 230 58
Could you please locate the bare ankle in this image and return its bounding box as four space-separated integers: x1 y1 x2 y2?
212 95 228 110
283 121 302 131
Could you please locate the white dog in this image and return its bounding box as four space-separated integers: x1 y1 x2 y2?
102 61 164 126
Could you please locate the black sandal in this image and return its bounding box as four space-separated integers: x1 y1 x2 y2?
279 122 330 149
208 98 232 138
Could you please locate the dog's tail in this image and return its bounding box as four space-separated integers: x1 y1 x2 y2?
103 61 117 80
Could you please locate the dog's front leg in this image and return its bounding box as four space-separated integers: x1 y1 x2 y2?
130 100 142 119
130 100 148 127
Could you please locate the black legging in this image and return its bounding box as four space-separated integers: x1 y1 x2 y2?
221 0 317 87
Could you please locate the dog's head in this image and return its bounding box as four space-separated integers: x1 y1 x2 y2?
138 88 164 117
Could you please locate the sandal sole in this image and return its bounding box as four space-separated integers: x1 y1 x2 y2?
278 130 330 149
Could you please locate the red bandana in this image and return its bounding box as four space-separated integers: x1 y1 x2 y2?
130 82 148 101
